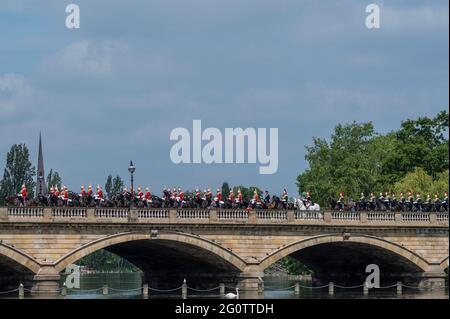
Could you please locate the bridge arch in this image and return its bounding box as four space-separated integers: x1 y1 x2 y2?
259 234 430 276
54 231 247 273
0 242 41 274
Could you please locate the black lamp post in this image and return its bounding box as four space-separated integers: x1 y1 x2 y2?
128 160 136 195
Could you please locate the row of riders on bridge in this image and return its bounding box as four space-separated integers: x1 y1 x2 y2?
8 184 450 212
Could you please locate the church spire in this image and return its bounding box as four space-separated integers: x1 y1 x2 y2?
36 132 47 197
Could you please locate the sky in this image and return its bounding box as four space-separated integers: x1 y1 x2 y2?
0 0 448 196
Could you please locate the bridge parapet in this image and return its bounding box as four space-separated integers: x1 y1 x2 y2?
0 207 448 227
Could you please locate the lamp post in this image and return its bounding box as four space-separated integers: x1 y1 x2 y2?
128 160 136 195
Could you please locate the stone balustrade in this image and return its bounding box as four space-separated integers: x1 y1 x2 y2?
367 211 395 221
401 212 430 222
137 208 169 219
0 206 447 227
177 209 209 219
295 211 323 220
331 211 360 221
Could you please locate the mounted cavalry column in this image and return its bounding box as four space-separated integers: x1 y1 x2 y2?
31 265 61 297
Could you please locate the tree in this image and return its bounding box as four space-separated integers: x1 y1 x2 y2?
297 122 384 206
222 182 230 198
46 169 62 192
0 144 36 204
111 175 124 195
296 110 449 207
383 111 449 182
392 168 449 196
105 175 113 199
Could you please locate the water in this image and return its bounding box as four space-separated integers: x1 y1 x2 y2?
1 273 448 299
62 273 450 299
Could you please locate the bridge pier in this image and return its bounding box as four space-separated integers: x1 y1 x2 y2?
31 266 61 298
419 266 447 290
238 267 264 292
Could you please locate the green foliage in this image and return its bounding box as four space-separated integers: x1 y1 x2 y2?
393 168 449 196
0 144 36 204
297 111 449 206
382 110 449 182
281 256 312 275
222 182 230 198
231 185 262 201
77 249 140 272
105 175 113 198
111 175 124 195
46 169 62 192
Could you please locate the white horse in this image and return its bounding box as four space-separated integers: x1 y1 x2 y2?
294 198 320 211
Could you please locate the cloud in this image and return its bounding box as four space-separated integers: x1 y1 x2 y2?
0 74 35 115
41 40 124 78
40 40 178 81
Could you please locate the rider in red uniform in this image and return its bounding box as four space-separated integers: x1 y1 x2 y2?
144 187 151 206
54 186 60 198
179 189 185 201
137 186 144 201
96 186 104 199
63 186 69 206
237 189 243 204
253 190 260 202
20 184 27 206
81 185 86 197
87 185 93 197
144 188 151 201
228 189 235 202
217 189 222 202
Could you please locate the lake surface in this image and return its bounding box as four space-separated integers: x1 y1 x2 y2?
61 273 450 299
1 273 448 299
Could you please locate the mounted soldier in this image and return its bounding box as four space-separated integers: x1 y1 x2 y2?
407 192 414 211
358 192 367 211
237 189 243 207
443 192 449 211
142 187 151 207
137 186 144 202
179 188 186 207
281 189 288 209
251 189 261 209
19 184 27 206
206 188 213 206
95 185 104 206
87 184 93 199
433 194 441 212
414 193 422 211
215 188 223 208
369 192 376 210
337 192 345 211
425 194 432 212
390 193 398 211
62 186 69 206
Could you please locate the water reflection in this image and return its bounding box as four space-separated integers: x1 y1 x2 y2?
1 273 448 299
65 273 449 300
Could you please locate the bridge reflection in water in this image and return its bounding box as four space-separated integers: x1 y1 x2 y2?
0 207 448 298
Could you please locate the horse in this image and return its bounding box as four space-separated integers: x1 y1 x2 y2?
294 198 320 211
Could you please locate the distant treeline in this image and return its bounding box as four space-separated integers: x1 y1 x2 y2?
296 111 449 207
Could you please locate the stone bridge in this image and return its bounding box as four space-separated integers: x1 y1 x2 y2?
0 207 448 296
